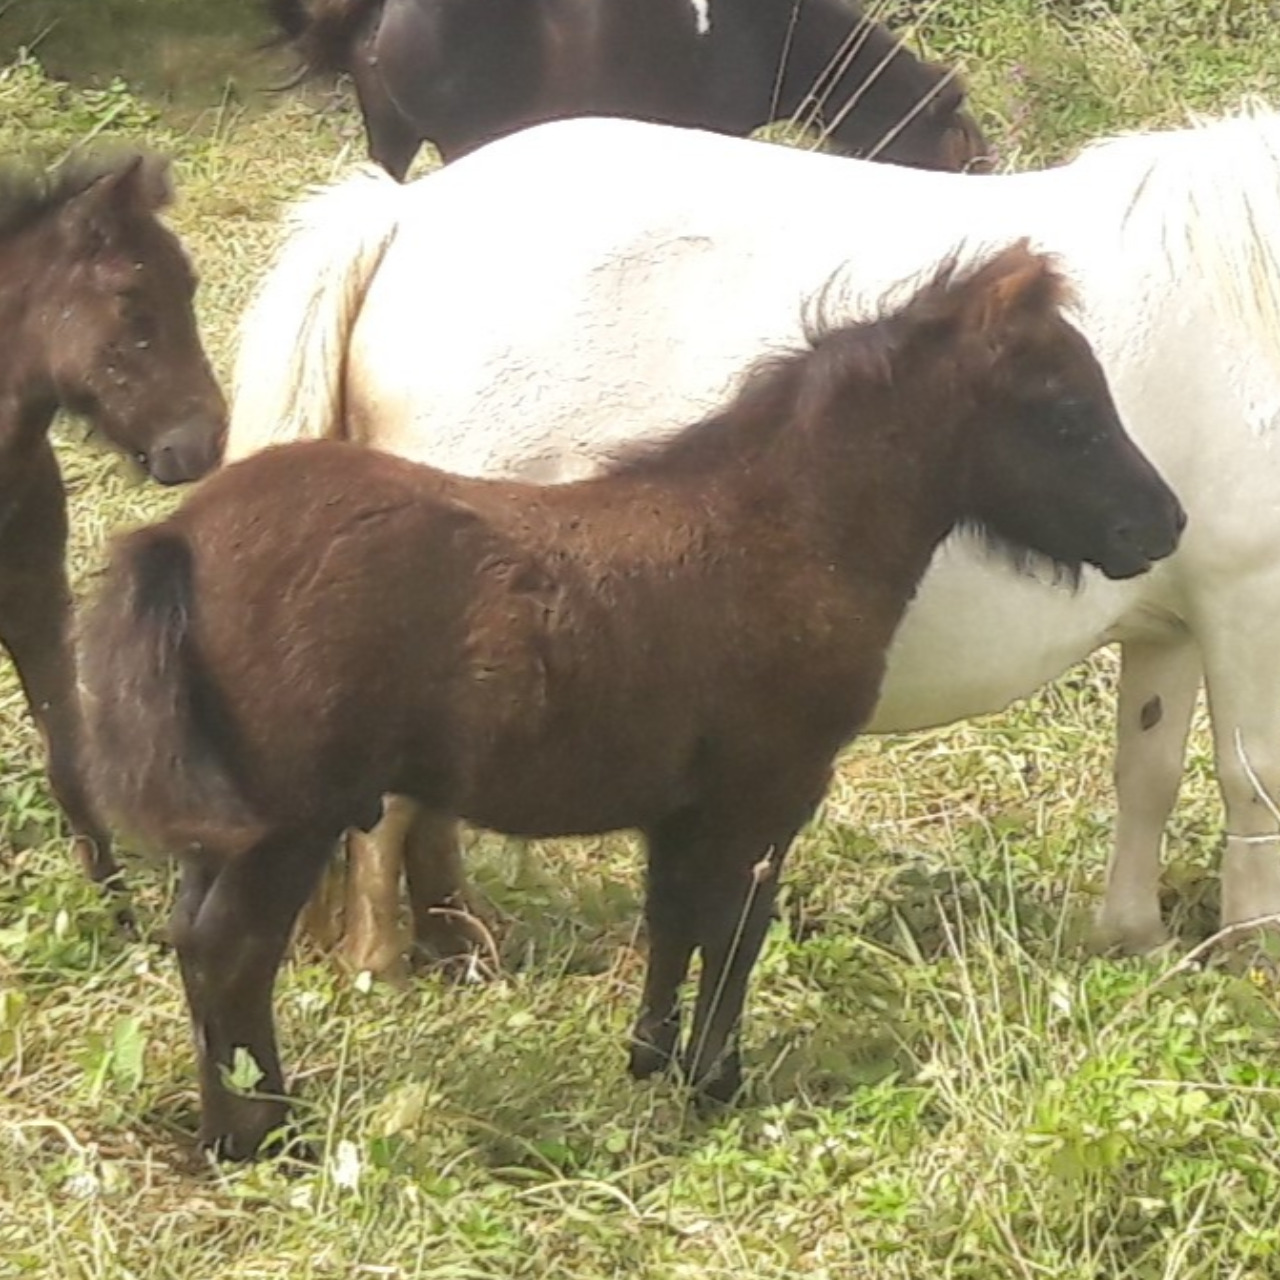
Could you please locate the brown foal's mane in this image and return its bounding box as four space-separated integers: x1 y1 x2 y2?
609 243 1073 483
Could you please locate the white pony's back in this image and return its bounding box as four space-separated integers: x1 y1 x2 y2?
230 109 1280 470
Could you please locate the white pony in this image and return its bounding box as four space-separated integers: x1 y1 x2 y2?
230 110 1280 968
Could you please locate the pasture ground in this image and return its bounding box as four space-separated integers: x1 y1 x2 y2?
4 1 1280 1275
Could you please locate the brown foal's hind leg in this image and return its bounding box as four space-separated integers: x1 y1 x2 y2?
0 440 128 915
171 831 335 1161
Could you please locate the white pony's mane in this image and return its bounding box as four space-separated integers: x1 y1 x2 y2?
225 164 403 464
1075 99 1280 363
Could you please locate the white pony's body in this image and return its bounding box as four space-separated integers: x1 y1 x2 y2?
230 113 1280 952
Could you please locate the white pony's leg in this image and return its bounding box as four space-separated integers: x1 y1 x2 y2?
337 795 419 983
1201 623 1280 928
1095 637 1201 952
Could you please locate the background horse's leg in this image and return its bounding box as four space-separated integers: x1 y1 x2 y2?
1199 612 1280 931
354 62 422 180
1095 637 1201 952
296 853 347 953
402 803 482 965
0 439 125 907
170 831 333 1160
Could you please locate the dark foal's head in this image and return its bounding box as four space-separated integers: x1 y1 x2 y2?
881 242 1184 579
17 153 227 482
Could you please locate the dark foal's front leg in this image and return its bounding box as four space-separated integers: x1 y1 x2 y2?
171 831 334 1160
0 439 125 905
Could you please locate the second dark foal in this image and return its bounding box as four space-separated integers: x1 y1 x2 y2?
79 243 1182 1158
0 153 226 903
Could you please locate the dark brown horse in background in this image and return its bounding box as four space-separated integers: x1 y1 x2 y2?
267 0 991 178
0 153 226 908
79 243 1183 1159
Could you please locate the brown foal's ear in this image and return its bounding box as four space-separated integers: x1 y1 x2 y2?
963 239 1073 337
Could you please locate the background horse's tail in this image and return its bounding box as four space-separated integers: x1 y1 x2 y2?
226 165 407 462
79 528 266 859
264 0 382 76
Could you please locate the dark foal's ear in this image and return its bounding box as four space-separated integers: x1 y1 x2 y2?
110 153 176 214
56 154 174 256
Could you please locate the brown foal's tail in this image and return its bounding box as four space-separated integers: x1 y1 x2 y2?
78 527 266 859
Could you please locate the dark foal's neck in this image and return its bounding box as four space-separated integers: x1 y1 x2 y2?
0 222 67 452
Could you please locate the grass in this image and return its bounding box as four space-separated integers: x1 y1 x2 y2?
5 1 1280 1275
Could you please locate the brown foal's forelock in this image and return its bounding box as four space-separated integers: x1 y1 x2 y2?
78 241 1184 1159
0 150 226 915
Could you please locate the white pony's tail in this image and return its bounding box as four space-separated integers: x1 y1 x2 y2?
225 165 408 463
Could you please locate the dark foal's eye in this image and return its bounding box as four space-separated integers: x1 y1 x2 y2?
122 292 157 348
1049 397 1102 443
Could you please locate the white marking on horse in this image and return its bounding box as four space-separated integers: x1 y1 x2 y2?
690 0 711 36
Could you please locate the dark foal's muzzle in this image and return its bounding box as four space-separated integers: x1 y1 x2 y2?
144 420 225 485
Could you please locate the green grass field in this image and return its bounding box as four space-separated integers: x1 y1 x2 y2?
5 2 1280 1275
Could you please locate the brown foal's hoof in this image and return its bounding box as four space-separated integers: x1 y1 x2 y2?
200 1094 296 1163
628 1014 682 1080
685 1049 744 1107
202 1124 314 1165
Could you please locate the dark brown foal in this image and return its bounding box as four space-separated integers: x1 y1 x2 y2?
0 153 226 903
79 242 1183 1158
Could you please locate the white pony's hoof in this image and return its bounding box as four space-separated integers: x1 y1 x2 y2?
1090 913 1172 955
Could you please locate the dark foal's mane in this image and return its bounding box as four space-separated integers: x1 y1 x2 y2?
0 152 163 243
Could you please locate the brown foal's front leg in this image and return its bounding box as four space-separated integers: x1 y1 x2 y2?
682 834 795 1102
172 831 334 1160
635 781 822 1102
630 811 704 1080
0 439 126 905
